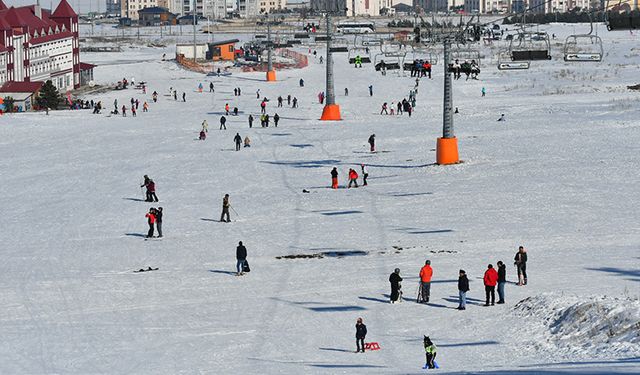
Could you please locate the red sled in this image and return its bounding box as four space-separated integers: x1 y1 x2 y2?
365 342 381 351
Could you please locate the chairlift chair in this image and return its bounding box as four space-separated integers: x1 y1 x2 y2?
509 31 552 61
414 45 439 65
606 0 640 30
450 45 481 66
497 50 530 70
348 47 371 64
563 19 603 62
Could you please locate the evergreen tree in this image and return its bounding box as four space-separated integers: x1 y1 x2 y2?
3 96 15 112
37 80 61 110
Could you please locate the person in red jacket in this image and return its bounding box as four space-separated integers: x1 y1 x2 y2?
483 264 498 306
348 168 359 188
145 208 156 238
419 260 433 303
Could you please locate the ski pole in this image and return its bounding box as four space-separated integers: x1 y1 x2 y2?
230 206 239 217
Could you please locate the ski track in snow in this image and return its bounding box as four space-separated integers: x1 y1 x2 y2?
0 23 639 374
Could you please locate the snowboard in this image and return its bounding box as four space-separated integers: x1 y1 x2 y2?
422 360 439 370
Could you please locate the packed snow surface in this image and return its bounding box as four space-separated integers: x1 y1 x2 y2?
0 23 639 374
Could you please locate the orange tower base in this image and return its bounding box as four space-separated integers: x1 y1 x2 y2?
436 137 460 165
266 70 276 81
320 104 342 121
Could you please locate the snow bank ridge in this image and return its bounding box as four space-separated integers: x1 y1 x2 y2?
512 294 640 358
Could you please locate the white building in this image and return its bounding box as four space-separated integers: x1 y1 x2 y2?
346 0 381 16
122 0 160 19
0 0 85 92
259 0 285 13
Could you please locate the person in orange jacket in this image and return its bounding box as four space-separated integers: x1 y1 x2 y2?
348 168 359 188
419 260 433 303
483 264 498 306
145 208 156 238
225 103 230 115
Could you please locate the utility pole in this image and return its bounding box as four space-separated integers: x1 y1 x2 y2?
320 11 341 121
193 0 197 62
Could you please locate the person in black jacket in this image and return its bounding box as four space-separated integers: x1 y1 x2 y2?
355 318 367 353
497 261 506 303
234 133 242 151
389 268 403 303
457 269 469 310
155 207 163 238
236 241 247 276
273 113 280 127
514 246 527 286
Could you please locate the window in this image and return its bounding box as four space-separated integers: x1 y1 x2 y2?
228 45 234 52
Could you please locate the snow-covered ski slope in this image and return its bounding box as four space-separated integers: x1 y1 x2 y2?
0 23 639 374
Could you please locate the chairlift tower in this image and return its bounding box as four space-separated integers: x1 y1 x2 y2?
266 20 276 81
436 38 459 165
320 11 341 121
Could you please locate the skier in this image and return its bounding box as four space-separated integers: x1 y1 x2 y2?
225 103 230 115
348 168 359 188
419 260 433 303
514 246 527 285
389 268 403 303
457 269 469 310
277 96 283 107
345 87 349 96
145 207 156 238
220 194 231 222
497 113 505 122
198 83 203 93
319 56 324 64
273 113 280 127
380 102 389 115
423 336 437 369
237 87 241 96
234 88 238 96
202 120 209 133
260 100 266 114
199 130 207 140
331 167 339 189
234 133 242 151
152 91 158 103
483 264 498 306
396 101 403 115
299 78 304 87
143 102 149 112
292 97 298 108
248 114 254 128
114 98 118 111
122 105 127 117
233 107 238 116
361 164 368 186
236 241 247 276
141 175 158 202
354 55 362 68
287 94 291 105
131 105 136 117
155 207 163 238
182 92 186 102
368 85 373 96
355 318 367 353
173 90 177 100
209 82 214 92
497 260 506 304
256 89 260 99
482 87 486 97
368 134 376 152
220 116 227 130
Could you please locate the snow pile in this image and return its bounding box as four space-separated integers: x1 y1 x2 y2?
512 294 640 359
